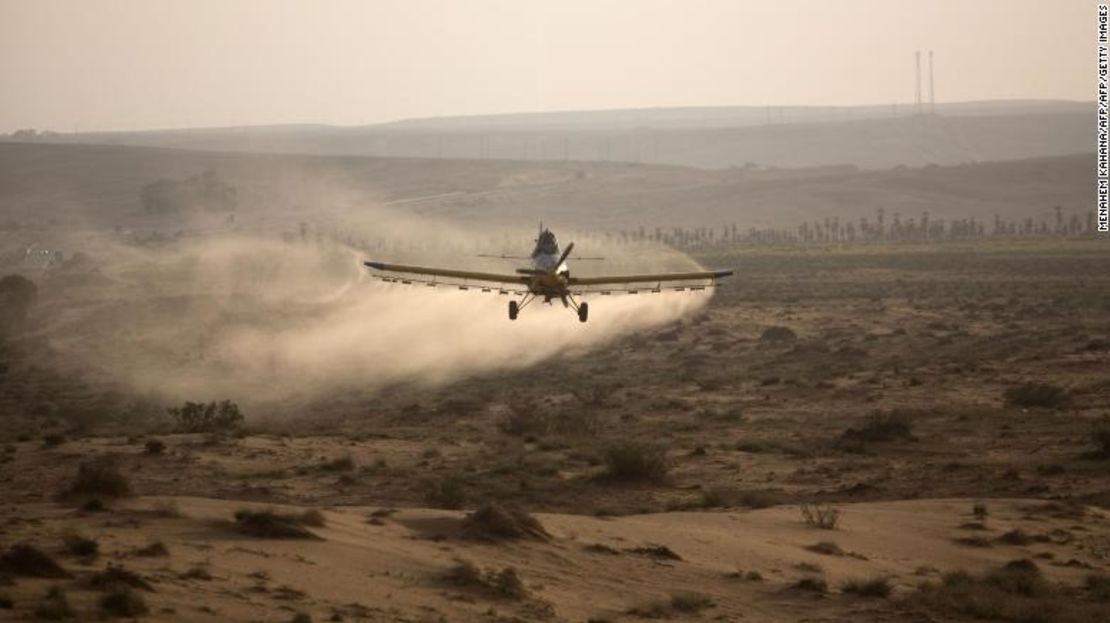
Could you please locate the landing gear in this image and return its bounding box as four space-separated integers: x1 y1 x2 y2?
508 300 519 320
577 301 589 323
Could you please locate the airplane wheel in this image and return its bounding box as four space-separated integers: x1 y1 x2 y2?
578 302 589 323
509 300 519 320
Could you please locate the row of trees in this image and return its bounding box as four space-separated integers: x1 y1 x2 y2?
279 205 1100 258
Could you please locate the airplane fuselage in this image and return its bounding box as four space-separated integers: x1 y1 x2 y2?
528 252 570 302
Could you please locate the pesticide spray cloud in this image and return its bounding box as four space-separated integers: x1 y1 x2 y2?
53 229 709 407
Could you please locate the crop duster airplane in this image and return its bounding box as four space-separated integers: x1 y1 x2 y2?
363 226 733 322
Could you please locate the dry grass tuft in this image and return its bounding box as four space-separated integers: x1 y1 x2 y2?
464 504 549 541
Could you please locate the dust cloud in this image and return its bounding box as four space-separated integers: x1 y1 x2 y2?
55 231 710 407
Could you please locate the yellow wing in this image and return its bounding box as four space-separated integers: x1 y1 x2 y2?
363 261 530 285
568 269 733 286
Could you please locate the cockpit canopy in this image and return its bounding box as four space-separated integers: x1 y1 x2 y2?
533 229 559 256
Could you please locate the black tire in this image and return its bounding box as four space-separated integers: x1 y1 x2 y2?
509 300 519 320
578 301 589 323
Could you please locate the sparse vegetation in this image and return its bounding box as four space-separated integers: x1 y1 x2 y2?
601 441 669 483
62 534 98 559
805 541 844 556
760 326 797 342
63 459 132 499
839 410 914 443
0 544 71 578
424 477 467 510
841 577 892 598
233 508 322 539
167 400 244 433
320 454 355 471
444 559 528 599
800 503 841 529
143 439 166 455
100 586 148 617
910 559 1106 623
33 586 74 620
792 577 828 593
1003 382 1067 408
464 503 549 540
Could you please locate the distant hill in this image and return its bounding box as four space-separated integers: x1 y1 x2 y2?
6 100 1091 171
0 142 1091 235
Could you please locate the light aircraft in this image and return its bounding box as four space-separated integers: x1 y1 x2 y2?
363 226 733 322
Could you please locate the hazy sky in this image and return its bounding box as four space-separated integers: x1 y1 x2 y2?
0 0 1092 132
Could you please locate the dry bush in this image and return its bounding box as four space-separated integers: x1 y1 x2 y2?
464 504 549 541
497 404 551 437
33 586 74 620
909 559 1105 622
444 559 527 600
100 586 148 617
167 400 243 433
601 442 669 483
232 509 322 539
62 534 98 559
0 544 71 578
63 459 132 499
88 565 154 592
1003 382 1067 408
133 541 169 557
840 410 914 443
841 577 893 598
792 577 828 593
760 326 797 342
805 541 844 556
319 454 355 471
1089 426 1110 459
143 439 166 455
424 477 467 510
669 592 714 613
800 503 841 530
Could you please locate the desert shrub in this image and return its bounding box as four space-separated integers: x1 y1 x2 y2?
601 441 669 483
1003 382 1067 408
0 544 70 578
805 541 844 556
954 535 993 548
670 592 714 613
792 577 828 593
1089 426 1110 459
167 400 243 433
319 454 354 471
42 433 65 448
143 439 166 455
628 544 683 561
232 509 320 539
134 541 168 557
298 509 326 527
444 559 527 599
841 577 892 598
840 410 914 443
33 586 73 620
424 477 467 510
800 503 841 529
498 400 550 437
735 489 781 509
972 503 989 520
0 594 11 608
100 586 148 617
1085 574 1110 600
700 486 733 508
490 567 527 599
63 459 132 499
464 504 549 541
88 565 154 592
62 534 98 559
997 529 1034 545
760 326 797 342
